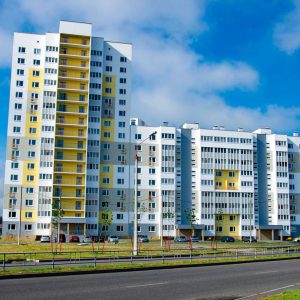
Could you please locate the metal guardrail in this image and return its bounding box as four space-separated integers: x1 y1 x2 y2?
1 245 300 271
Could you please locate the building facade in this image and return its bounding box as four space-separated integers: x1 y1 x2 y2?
3 21 300 241
3 21 132 241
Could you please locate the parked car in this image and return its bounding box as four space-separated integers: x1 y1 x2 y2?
138 235 149 243
220 236 235 243
69 236 80 243
175 236 188 243
242 236 257 243
293 237 300 242
190 235 200 242
82 236 93 243
108 236 119 243
40 235 50 243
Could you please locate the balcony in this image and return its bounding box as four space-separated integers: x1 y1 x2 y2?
59 62 89 71
58 84 88 93
57 108 87 115
53 194 84 199
56 121 87 127
54 168 84 174
58 72 89 82
54 155 86 162
54 180 84 187
12 144 19 149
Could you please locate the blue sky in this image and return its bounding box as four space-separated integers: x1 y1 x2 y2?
1 0 300 209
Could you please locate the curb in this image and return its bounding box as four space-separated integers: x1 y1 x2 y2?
0 256 300 280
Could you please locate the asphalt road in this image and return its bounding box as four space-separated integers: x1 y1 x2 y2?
1 259 300 300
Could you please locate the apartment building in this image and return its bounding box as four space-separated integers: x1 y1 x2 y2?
176 124 255 240
3 20 300 242
3 21 132 241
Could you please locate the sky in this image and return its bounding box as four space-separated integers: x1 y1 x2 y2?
1 0 300 211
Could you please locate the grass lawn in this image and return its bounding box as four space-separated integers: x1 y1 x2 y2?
0 240 297 261
261 289 300 299
0 253 300 276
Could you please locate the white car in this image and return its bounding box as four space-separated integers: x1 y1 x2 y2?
40 235 51 243
293 237 300 242
82 236 93 243
108 236 119 243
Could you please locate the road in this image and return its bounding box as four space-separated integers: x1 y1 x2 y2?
1 259 300 300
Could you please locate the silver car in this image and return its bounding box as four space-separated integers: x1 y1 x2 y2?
108 236 119 243
40 235 51 243
82 236 93 243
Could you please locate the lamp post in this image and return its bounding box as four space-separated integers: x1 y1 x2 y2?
133 131 157 256
17 186 23 246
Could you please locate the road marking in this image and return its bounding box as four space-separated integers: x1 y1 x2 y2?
255 270 279 275
236 282 300 299
126 282 167 288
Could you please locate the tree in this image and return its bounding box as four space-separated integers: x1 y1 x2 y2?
52 198 64 244
99 207 113 237
184 208 199 235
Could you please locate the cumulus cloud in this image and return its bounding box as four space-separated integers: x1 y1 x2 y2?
0 0 299 134
274 0 300 54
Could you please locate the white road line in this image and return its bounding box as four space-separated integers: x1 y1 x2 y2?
126 282 167 288
235 282 300 299
255 270 279 275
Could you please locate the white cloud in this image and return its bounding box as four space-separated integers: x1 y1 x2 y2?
0 0 299 135
274 0 300 54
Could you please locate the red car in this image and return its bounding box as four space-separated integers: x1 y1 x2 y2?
69 236 80 243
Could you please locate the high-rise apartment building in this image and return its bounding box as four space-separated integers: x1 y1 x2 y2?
3 21 132 241
3 20 300 242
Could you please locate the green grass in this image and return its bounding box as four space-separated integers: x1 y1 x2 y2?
261 289 300 299
0 240 297 262
1 252 300 277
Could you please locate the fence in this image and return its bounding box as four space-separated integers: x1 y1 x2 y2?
1 245 300 271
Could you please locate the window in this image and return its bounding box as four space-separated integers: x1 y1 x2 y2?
25 213 32 219
15 92 23 98
16 80 23 87
14 115 21 121
229 215 236 221
32 82 39 88
229 171 235 177
216 171 222 177
10 175 18 181
25 199 33 206
116 225 124 232
149 226 156 232
9 211 17 218
18 47 26 53
34 48 41 55
11 162 19 169
120 56 127 62
33 59 40 65
25 224 33 231
18 58 25 64
8 224 16 230
27 163 35 170
230 226 236 232
17 69 24 75
33 70 40 76
27 175 34 182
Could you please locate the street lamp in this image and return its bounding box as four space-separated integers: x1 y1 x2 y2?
133 131 157 256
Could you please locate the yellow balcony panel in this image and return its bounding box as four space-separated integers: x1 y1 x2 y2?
60 53 89 60
58 86 88 93
58 75 89 82
57 107 87 115
60 39 90 48
55 135 87 140
56 121 87 127
54 158 86 163
54 182 85 187
59 58 89 69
